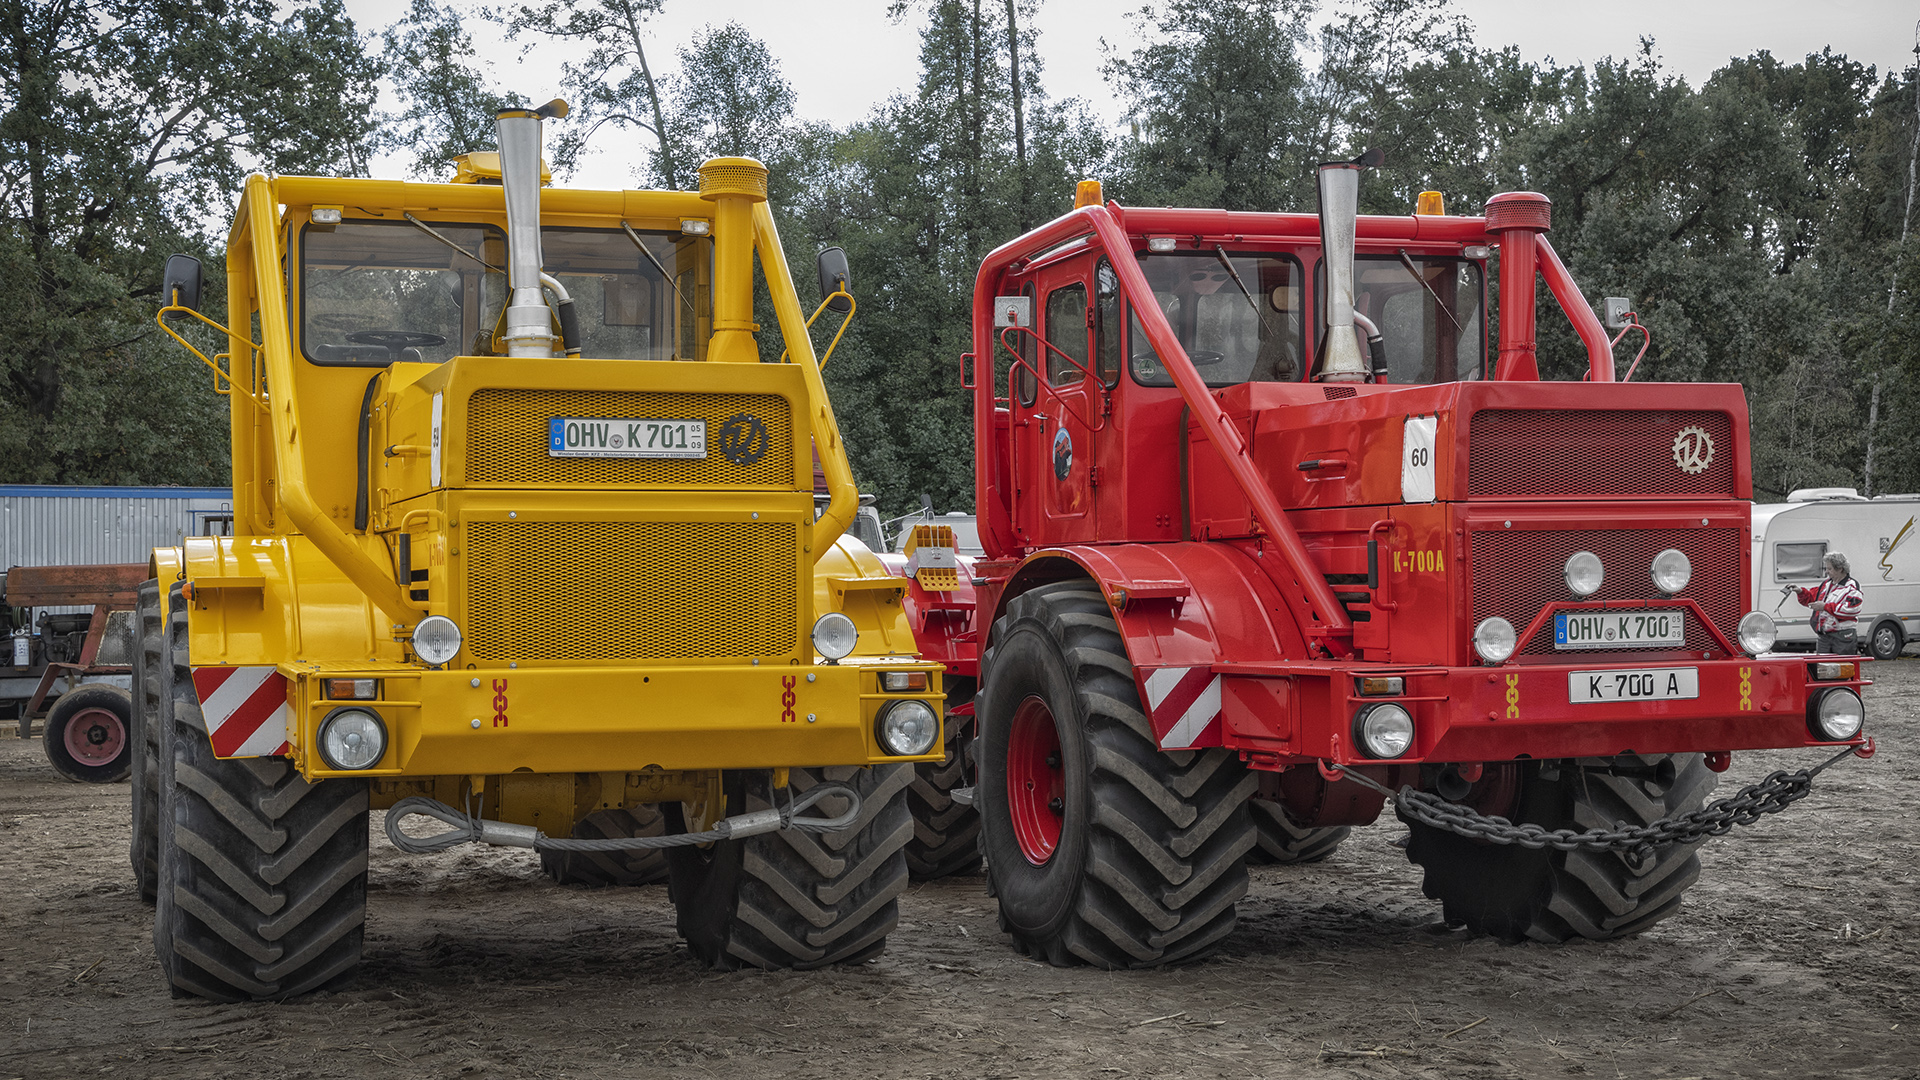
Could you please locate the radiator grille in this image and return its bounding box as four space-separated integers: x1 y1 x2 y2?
464 520 799 662
1468 409 1735 498
465 389 794 487
1469 527 1741 657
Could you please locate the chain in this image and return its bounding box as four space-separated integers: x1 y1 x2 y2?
1332 746 1859 863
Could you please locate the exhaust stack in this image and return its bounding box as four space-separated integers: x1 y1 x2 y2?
496 100 568 358
1314 149 1382 383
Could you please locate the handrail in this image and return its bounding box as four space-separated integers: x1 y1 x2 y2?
154 306 268 411
1536 237 1614 382
751 201 856 562
234 175 419 625
778 289 857 368
973 204 1355 657
997 326 1107 432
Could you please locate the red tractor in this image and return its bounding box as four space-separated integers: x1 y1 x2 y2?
891 159 1875 964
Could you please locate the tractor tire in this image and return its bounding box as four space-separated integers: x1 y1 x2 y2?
1403 755 1718 943
540 806 670 887
667 764 913 970
130 579 162 902
1245 798 1349 865
1868 620 1903 662
905 678 981 880
43 684 134 784
977 581 1256 969
153 585 370 1001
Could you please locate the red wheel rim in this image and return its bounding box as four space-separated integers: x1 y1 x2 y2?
1006 695 1065 865
63 706 126 767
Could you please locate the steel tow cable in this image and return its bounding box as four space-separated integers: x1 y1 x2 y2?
1329 745 1861 863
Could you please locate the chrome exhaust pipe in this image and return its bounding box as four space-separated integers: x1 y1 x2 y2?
1314 149 1381 383
496 100 568 357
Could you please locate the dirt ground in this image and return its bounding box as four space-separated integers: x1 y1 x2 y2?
1 664 1914 1080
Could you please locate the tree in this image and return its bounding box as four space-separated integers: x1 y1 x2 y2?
0 0 380 484
499 0 679 187
379 0 515 179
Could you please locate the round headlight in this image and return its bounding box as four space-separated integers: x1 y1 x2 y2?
1563 551 1604 598
1472 616 1518 663
1737 611 1778 656
876 699 940 756
318 708 388 770
1808 687 1864 742
411 615 462 666
1651 548 1693 594
1354 702 1415 759
812 612 859 661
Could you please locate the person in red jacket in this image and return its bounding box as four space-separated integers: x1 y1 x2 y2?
1795 552 1865 654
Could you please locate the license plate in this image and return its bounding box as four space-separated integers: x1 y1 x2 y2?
1569 667 1699 703
548 417 706 459
1554 609 1684 650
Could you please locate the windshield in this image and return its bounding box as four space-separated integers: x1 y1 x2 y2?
1128 251 1303 386
300 220 712 365
1322 255 1485 384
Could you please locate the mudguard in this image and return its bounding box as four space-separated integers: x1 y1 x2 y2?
993 544 1310 750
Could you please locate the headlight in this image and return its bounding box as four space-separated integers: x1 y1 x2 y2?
812 612 858 661
1651 548 1692 594
318 708 388 770
411 616 462 666
876 699 939 756
1737 611 1778 656
1472 617 1517 663
1808 688 1864 741
1354 703 1415 759
1563 551 1604 598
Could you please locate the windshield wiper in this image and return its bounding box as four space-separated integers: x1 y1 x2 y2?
622 222 697 330
1213 245 1281 344
404 213 502 273
1398 249 1463 335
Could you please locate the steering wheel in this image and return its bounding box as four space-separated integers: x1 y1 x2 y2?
347 330 447 359
1188 350 1225 366
1132 350 1225 369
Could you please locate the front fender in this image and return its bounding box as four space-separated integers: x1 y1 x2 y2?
179 535 395 668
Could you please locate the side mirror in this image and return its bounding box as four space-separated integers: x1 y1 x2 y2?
160 254 203 317
816 247 852 313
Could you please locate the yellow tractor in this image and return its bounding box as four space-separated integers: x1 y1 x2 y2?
135 101 942 1001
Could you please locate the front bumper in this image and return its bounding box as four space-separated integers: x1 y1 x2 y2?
276 657 942 779
1212 654 1868 767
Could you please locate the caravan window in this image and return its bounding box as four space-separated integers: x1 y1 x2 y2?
1774 541 1828 582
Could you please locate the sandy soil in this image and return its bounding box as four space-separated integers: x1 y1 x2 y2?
1 663 1914 1080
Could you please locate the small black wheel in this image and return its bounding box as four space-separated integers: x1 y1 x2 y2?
905 678 981 880
668 765 913 970
541 807 670 887
130 579 162 901
1403 755 1717 942
153 583 369 1001
43 684 134 784
1245 799 1349 865
977 581 1255 968
1867 620 1903 662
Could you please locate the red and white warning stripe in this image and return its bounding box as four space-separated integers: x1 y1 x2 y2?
1141 666 1222 749
191 666 292 758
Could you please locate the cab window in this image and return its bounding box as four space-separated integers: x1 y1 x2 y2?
1045 282 1089 385
1094 260 1121 385
1316 255 1485 383
1128 251 1303 387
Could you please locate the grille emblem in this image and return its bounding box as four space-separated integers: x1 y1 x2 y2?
718 413 770 465
1672 426 1714 474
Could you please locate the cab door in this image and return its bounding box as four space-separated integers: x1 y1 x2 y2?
1033 261 1099 545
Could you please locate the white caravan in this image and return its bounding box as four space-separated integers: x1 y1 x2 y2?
1751 488 1920 660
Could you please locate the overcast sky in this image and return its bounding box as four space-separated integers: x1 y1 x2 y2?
341 0 1918 188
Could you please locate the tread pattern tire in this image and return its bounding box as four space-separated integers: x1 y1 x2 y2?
42 683 134 784
1403 755 1718 943
978 581 1256 969
905 678 981 880
540 806 670 886
130 579 161 903
669 764 913 970
154 584 370 1001
1246 798 1348 865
